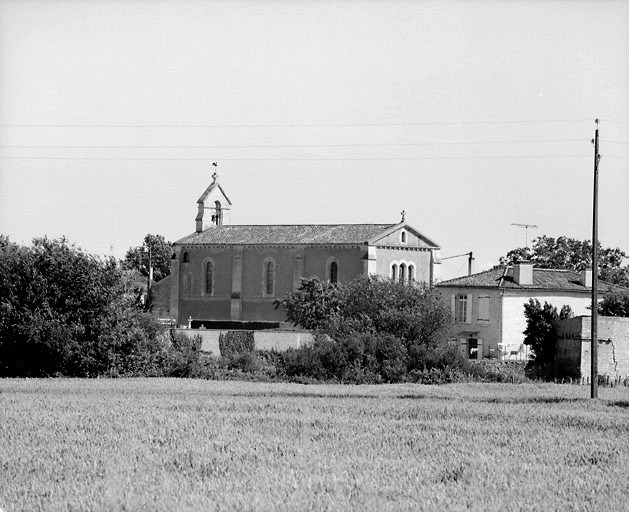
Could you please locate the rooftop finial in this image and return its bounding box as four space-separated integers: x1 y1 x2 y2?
401 210 406 222
212 162 218 182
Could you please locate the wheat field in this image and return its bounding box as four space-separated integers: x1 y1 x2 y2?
1 379 628 511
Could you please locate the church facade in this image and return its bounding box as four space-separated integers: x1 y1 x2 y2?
167 173 441 327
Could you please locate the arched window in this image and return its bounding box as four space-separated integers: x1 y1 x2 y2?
214 201 222 226
391 264 398 282
401 231 407 243
183 252 190 263
408 264 415 282
399 263 406 283
264 259 275 296
330 261 338 284
205 260 214 295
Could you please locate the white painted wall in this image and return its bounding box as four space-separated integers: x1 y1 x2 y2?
501 293 592 352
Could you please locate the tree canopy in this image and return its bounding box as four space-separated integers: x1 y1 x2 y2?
523 299 573 367
498 235 629 287
0 236 166 377
275 275 452 348
123 234 173 282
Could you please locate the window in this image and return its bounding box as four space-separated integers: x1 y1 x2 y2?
478 296 490 322
408 264 415 282
205 260 214 295
401 231 407 243
455 294 469 323
330 261 338 284
264 259 275 296
183 252 190 263
213 201 222 226
399 263 406 283
391 264 398 282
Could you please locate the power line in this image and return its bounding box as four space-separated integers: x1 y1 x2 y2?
598 118 629 125
601 139 629 145
0 119 594 129
0 155 593 162
0 139 589 149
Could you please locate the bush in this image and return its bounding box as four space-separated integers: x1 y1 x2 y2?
165 331 204 378
219 331 255 359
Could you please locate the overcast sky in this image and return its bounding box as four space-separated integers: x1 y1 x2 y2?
0 0 627 280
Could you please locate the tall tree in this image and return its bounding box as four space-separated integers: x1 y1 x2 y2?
123 234 173 282
498 235 629 287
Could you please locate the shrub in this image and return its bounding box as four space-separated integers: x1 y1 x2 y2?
165 331 203 378
219 331 255 359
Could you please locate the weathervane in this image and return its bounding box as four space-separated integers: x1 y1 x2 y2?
212 162 218 181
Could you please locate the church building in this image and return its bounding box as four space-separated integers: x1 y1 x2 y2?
166 172 441 328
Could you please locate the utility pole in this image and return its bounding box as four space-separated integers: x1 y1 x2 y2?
511 223 538 248
591 119 600 399
442 252 475 276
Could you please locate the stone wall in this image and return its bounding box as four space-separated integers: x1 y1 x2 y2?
175 328 313 356
556 316 629 379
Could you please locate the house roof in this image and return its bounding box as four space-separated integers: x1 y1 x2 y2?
437 266 628 293
176 224 398 245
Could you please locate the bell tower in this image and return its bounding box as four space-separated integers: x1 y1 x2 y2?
195 164 232 232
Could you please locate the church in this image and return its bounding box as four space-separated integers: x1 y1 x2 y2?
162 172 442 328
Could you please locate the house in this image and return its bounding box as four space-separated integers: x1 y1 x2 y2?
436 262 627 360
166 172 442 328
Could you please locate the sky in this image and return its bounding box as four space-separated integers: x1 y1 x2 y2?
0 0 628 280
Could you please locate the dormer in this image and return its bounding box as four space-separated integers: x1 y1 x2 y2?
195 169 232 232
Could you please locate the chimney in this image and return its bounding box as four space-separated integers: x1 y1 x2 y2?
580 267 592 288
513 261 533 285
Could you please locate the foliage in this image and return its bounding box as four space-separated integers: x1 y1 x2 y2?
123 233 173 282
274 278 341 330
523 299 573 370
276 275 452 347
165 331 204 377
0 236 171 377
598 292 629 317
218 330 256 359
498 235 629 287
274 276 454 383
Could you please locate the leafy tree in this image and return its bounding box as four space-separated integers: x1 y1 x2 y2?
498 235 629 287
274 278 342 330
598 292 629 317
274 275 453 382
123 234 173 282
0 236 166 377
523 299 573 367
276 275 451 348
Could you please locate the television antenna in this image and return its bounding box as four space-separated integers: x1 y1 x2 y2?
511 223 538 248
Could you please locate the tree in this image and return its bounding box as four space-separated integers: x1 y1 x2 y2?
123 234 173 282
523 299 573 367
274 275 454 382
498 235 629 287
0 236 165 377
274 278 342 330
598 292 629 317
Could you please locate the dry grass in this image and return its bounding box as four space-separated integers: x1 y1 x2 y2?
1 379 628 511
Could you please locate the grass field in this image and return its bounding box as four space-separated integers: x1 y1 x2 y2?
1 379 629 511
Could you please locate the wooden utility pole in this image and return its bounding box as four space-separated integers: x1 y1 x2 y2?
591 119 600 399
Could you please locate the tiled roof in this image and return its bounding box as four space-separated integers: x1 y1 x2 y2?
437 266 628 293
176 224 395 245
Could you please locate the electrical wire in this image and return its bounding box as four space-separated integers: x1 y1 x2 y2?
0 119 595 129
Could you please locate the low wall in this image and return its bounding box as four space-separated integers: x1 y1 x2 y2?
174 329 313 356
556 316 629 379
